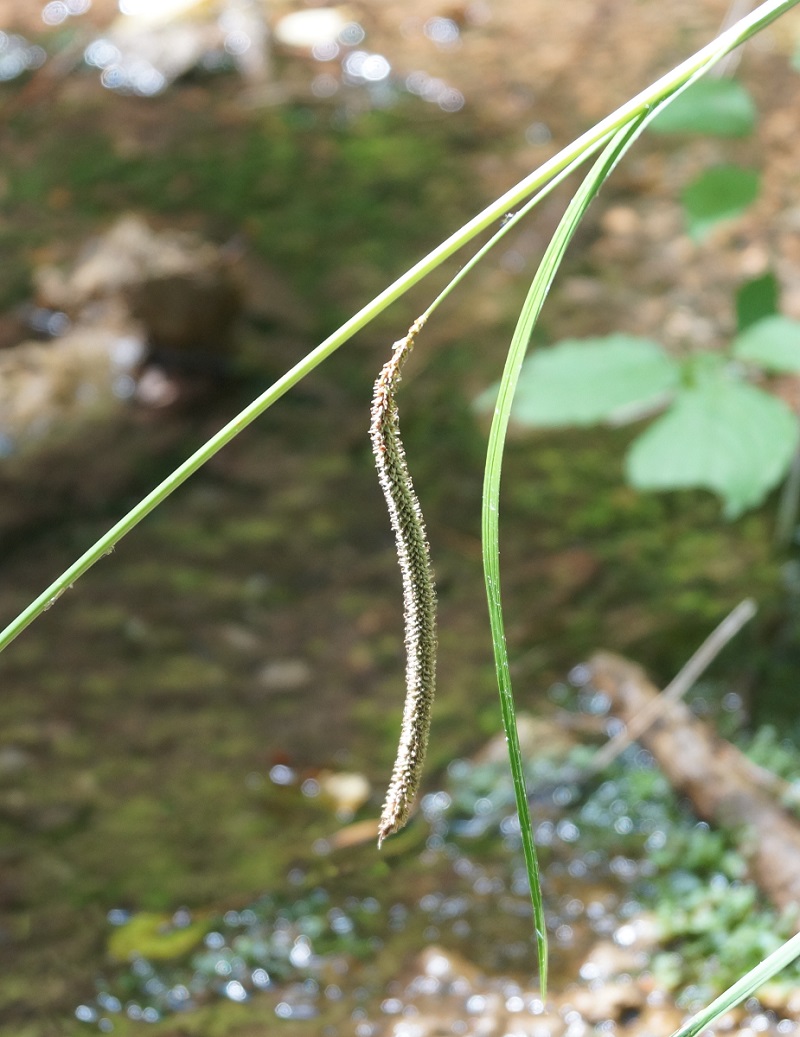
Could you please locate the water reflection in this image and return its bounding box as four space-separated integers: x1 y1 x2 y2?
71 713 658 1029
22 0 470 113
343 50 391 84
0 31 45 80
311 72 338 98
423 17 461 47
338 22 366 48
405 70 465 111
312 39 339 62
41 0 90 25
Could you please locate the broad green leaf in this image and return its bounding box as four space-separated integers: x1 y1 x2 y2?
649 78 756 136
735 272 779 332
625 378 798 518
732 315 800 373
682 165 759 240
499 335 679 427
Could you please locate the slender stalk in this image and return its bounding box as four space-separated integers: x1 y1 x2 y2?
483 114 656 993
478 37 743 984
775 425 800 546
417 129 619 323
668 929 800 1037
589 598 756 773
0 0 796 656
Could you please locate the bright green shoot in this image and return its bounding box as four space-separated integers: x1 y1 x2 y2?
477 56 726 987
480 117 653 993
0 0 795 656
668 929 800 1037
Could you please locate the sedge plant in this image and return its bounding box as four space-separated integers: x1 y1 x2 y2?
2 0 800 1025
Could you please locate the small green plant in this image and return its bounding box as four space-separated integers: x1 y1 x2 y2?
479 314 800 519
474 69 796 521
649 77 757 137
650 76 761 239
682 164 760 239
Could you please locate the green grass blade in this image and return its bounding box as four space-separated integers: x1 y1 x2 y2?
0 0 796 655
477 17 769 983
481 113 653 993
669 930 800 1037
419 129 619 322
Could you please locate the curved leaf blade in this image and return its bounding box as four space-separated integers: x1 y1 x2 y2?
481 113 661 994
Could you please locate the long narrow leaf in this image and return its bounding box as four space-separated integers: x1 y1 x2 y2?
1 0 797 651
669 930 800 1037
478 48 731 985
481 114 652 993
417 129 618 323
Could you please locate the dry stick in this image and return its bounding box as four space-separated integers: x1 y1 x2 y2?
589 649 800 915
370 318 438 847
588 598 757 774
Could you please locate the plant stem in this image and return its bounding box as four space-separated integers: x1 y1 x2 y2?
669 929 800 1037
482 112 656 994
0 0 796 655
477 27 757 982
775 428 800 547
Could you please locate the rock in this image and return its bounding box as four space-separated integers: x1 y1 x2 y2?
236 251 314 334
218 623 262 654
127 268 241 362
0 746 31 776
413 945 485 990
35 214 243 371
36 215 210 307
376 946 566 1037
565 979 645 1024
613 913 662 952
577 939 648 983
628 1002 686 1037
0 327 144 456
0 215 275 537
317 770 371 819
370 924 697 1037
0 311 29 350
256 659 313 693
758 982 800 1017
